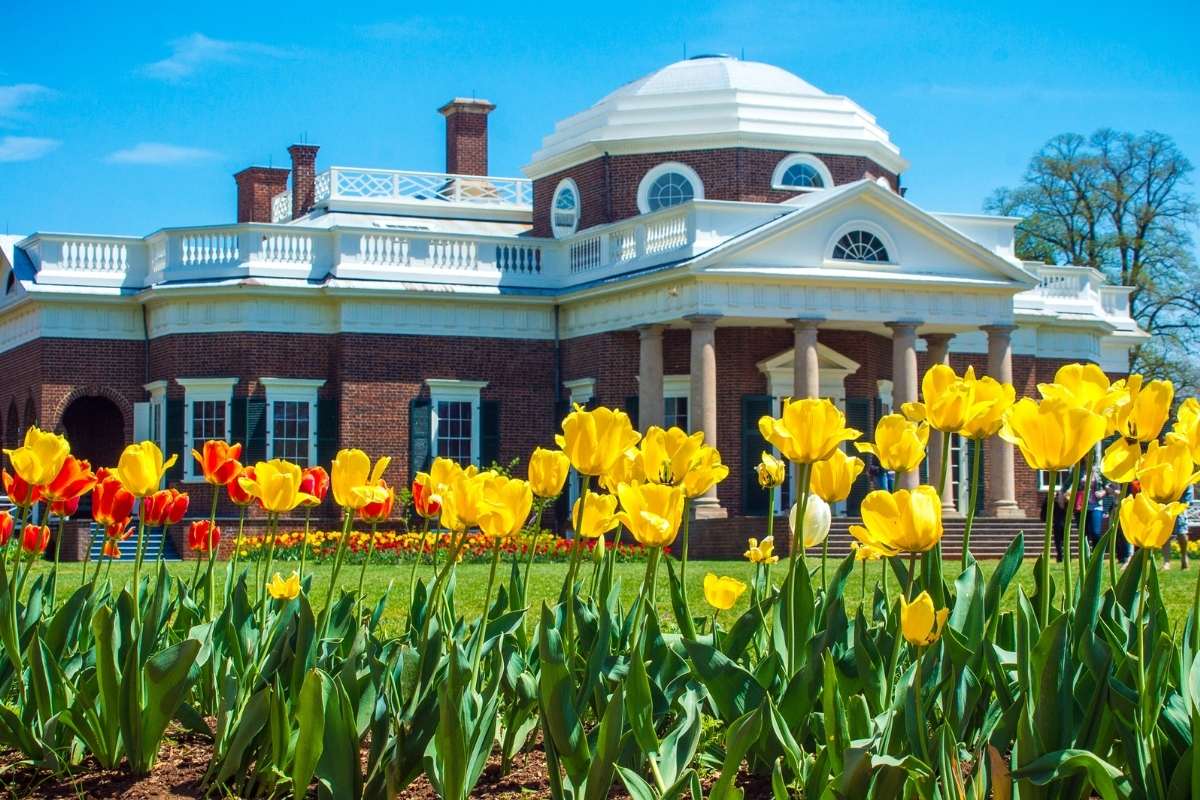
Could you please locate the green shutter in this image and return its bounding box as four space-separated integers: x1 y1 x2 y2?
480 400 501 469
409 396 432 479
230 397 248 444
245 399 268 463
165 399 185 483
316 396 338 468
844 397 874 516
624 396 640 429
741 394 774 516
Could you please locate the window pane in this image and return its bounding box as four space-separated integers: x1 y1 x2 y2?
436 400 474 466
664 396 689 430
647 172 695 211
271 400 311 465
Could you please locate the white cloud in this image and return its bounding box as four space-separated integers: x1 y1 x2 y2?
105 142 218 165
140 33 294 81
0 136 60 162
0 84 53 121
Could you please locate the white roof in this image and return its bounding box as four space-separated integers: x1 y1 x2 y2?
527 56 907 177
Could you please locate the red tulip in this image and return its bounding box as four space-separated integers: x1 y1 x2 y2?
43 456 97 503
93 475 135 529
20 524 50 555
142 488 190 526
300 466 330 506
412 474 440 519
357 481 396 524
3 469 40 508
0 511 12 546
187 520 221 553
101 539 122 559
227 465 257 507
192 440 243 486
50 495 80 518
106 521 134 541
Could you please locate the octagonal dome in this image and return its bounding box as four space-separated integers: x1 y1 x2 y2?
526 55 907 178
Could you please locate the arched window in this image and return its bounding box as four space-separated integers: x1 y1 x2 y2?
551 179 579 238
637 162 704 213
772 154 833 191
832 230 890 263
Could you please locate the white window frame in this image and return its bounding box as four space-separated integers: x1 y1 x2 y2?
260 378 325 466
176 377 237 482
771 153 833 191
143 380 168 453
426 379 488 467
662 374 691 430
551 178 580 239
825 220 899 266
637 162 704 214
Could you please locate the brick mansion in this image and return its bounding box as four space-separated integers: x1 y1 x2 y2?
0 55 1144 550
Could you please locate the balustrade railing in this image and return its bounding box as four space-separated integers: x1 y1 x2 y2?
271 191 292 223
314 167 532 208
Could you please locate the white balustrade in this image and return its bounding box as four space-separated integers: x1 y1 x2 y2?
61 239 128 272
315 167 532 208
358 234 411 267
569 235 604 272
645 212 689 255
428 238 477 269
259 234 313 264
181 232 240 266
495 243 542 273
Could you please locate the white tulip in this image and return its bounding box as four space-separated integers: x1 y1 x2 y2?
789 495 832 549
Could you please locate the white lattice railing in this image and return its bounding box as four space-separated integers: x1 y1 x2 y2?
271 190 292 223
314 166 532 208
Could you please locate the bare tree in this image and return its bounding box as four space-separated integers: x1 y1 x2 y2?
987 130 1200 390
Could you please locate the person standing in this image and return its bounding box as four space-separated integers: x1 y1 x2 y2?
1163 484 1193 570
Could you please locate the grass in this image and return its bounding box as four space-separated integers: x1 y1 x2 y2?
33 547 1200 634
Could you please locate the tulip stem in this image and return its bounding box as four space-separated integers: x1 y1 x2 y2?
259 514 279 628
1061 462 1081 613
299 507 311 587
205 488 220 623
228 506 247 605
355 522 379 624
407 515 431 623
1076 452 1096 591
1040 469 1057 627
320 508 355 641
470 537 502 681
131 515 148 619
961 438 982 570
50 513 65 612
912 646 932 766
560 477 591 663
521 500 546 606
1107 483 1128 590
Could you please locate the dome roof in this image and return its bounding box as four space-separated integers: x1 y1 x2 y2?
526 56 906 177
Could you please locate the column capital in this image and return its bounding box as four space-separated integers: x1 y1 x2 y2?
636 323 666 340
787 316 824 329
683 313 722 328
885 320 922 334
920 332 956 346
980 323 1016 338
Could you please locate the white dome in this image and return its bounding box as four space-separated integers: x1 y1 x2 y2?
526 56 906 177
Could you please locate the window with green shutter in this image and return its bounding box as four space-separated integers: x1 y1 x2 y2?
741 394 774 516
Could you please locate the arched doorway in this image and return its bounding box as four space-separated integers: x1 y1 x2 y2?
61 395 126 470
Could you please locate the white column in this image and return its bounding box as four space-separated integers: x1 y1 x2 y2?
922 333 959 514
983 324 1022 517
637 324 665 430
887 321 921 490
686 314 726 518
790 317 822 399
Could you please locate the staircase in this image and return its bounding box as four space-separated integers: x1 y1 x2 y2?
86 523 180 561
827 517 1033 559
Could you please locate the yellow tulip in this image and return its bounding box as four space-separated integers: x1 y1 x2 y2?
330 449 391 510
439 469 494 532
899 591 949 646
959 367 1016 440
572 492 619 539
238 459 317 514
851 541 885 562
703 573 747 611
476 475 533 539
998 397 1106 471
115 441 178 497
1173 398 1200 464
1101 438 1141 484
810 448 865 503
789 495 831 549
1135 438 1200 503
849 486 944 556
756 452 786 489
637 426 704 485
3 426 70 488
615 482 685 548
1038 362 1112 414
1118 493 1188 550
528 448 570 499
599 447 644 495
1109 375 1174 443
266 571 302 601
555 404 641 477
855 414 928 473
744 536 779 565
901 364 972 432
758 398 862 464
681 446 730 499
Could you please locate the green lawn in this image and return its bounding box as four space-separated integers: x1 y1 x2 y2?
35 553 1200 634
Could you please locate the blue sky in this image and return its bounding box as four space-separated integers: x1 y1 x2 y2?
2 0 1197 236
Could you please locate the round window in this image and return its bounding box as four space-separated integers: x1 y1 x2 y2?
551 179 579 238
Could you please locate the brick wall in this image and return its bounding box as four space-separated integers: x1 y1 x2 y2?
288 145 319 219
234 167 289 223
531 148 900 237
440 101 494 176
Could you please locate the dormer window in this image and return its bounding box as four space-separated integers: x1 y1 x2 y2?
551 179 579 238
638 162 704 213
832 230 890 263
772 153 833 191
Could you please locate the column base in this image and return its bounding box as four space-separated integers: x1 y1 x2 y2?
941 502 964 518
988 500 1025 518
692 500 729 520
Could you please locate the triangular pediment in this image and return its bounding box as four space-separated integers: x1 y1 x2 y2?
689 181 1037 290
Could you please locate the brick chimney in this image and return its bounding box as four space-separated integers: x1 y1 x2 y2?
288 144 320 220
234 166 290 223
438 98 495 176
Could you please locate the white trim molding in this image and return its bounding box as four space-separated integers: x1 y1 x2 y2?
260 378 326 465
637 162 705 214
771 153 833 192
175 377 238 481
563 378 596 406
